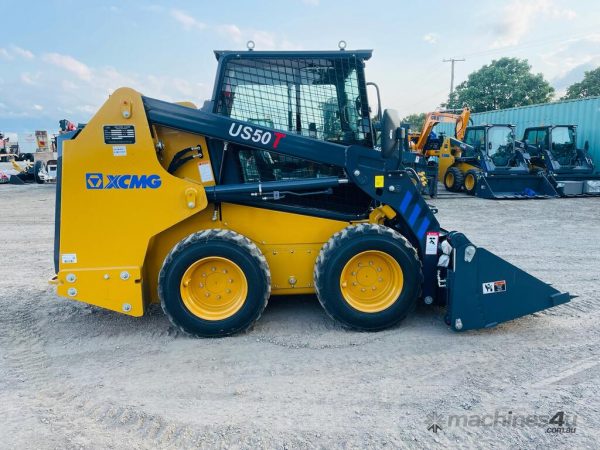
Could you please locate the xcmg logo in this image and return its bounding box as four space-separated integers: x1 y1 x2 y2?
85 173 162 190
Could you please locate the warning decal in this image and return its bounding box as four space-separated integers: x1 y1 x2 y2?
482 280 507 295
425 232 439 255
198 161 214 183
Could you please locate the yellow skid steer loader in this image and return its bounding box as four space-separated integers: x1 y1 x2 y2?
51 48 571 337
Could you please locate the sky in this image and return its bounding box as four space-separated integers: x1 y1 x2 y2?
1 0 600 138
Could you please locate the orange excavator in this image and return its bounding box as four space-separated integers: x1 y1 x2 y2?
408 107 471 181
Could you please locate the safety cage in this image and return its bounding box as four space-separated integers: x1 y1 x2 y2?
211 51 374 184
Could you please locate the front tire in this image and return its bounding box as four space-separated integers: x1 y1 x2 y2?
314 224 422 331
158 229 270 337
464 170 479 195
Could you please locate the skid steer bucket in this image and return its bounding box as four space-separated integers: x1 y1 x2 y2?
476 174 558 199
444 233 571 331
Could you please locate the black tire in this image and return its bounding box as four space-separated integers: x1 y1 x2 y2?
463 169 479 196
33 160 46 184
444 166 464 192
314 224 422 331
158 229 270 337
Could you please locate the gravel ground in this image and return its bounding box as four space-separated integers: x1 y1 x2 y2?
1 182 598 449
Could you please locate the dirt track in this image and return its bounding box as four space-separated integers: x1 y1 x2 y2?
1 183 599 449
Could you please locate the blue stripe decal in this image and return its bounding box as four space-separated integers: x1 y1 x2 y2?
400 191 412 213
417 218 430 238
408 204 421 226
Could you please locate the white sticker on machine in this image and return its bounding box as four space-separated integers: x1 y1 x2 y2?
425 232 439 255
482 280 507 294
112 145 127 156
61 253 77 264
198 161 214 183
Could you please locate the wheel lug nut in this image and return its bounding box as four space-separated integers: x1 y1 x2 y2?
199 283 204 288
378 278 383 282
352 282 357 286
205 293 210 297
341 281 347 288
223 269 228 274
377 267 382 272
369 261 373 266
216 295 221 300
226 289 231 293
361 288 366 292
211 267 216 272
229 279 234 283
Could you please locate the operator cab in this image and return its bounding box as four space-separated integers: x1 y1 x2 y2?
464 125 518 169
523 125 578 168
210 49 378 220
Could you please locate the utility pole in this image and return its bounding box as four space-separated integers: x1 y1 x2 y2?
443 58 465 96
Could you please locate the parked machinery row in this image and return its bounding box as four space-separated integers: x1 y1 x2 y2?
411 115 599 198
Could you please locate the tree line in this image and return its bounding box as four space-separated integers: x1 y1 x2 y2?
402 58 600 129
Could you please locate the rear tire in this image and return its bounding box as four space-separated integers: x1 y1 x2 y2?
444 167 464 192
464 169 479 195
159 229 270 337
314 224 422 331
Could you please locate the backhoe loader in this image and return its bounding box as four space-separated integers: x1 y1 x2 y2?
51 47 571 337
408 107 471 182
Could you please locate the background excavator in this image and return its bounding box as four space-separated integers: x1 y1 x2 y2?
408 107 471 183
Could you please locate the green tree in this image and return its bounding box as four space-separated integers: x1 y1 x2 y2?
446 57 554 112
562 67 600 99
401 112 427 130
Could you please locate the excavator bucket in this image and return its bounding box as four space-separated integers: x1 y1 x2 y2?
444 233 571 331
476 174 558 199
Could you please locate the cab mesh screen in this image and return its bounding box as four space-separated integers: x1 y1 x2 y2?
215 55 367 145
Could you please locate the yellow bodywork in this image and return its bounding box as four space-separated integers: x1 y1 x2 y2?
54 87 357 317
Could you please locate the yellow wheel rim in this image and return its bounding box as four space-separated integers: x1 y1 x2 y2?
340 250 404 313
445 172 454 188
465 173 475 191
179 257 247 321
